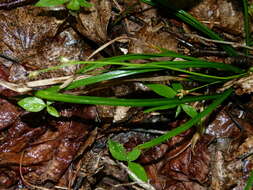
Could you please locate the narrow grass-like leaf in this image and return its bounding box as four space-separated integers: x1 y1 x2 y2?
244 170 253 190
144 104 178 113
32 53 243 77
35 0 69 7
103 51 201 62
140 0 238 56
136 88 233 150
175 10 237 56
243 0 250 55
63 61 245 82
150 61 243 73
35 90 223 107
77 63 106 74
65 69 159 90
128 162 148 182
147 84 177 98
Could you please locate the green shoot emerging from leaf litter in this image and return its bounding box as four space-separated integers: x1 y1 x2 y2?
145 83 198 117
18 97 60 117
35 0 92 11
108 139 147 182
107 89 232 183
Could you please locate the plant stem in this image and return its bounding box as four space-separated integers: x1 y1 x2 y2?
136 88 233 150
35 90 224 107
244 170 253 190
243 0 250 55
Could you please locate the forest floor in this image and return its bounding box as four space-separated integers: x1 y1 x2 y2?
0 0 253 189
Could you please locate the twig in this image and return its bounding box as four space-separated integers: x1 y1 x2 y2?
0 75 91 93
186 34 253 50
59 36 135 89
132 128 167 134
19 151 50 190
114 182 139 187
86 36 135 60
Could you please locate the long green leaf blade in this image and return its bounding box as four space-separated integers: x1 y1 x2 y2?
65 69 159 90
140 0 238 56
136 88 233 149
35 90 223 107
35 0 69 7
244 170 253 190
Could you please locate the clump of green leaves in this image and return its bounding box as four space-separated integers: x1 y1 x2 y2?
35 0 92 11
18 97 60 117
107 89 232 183
108 139 148 182
145 83 198 118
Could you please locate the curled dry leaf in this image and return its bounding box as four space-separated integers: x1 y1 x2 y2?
189 0 246 35
0 99 97 187
74 0 112 44
0 99 21 130
0 6 65 65
128 25 178 55
22 27 88 78
205 108 241 138
220 73 253 95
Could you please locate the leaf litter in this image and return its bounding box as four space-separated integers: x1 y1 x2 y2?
0 0 253 189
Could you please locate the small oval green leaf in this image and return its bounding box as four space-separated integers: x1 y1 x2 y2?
67 0 80 10
18 97 46 112
172 83 183 91
47 106 60 117
175 105 182 118
77 0 93 7
128 162 148 182
108 139 128 161
126 148 141 161
181 104 198 118
147 84 177 98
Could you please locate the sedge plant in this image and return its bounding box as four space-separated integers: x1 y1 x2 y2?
16 0 253 185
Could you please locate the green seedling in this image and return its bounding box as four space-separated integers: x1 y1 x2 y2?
35 0 92 11
145 83 198 118
18 97 60 117
108 140 148 182
108 89 232 182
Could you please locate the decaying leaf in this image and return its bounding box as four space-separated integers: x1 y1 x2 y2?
73 0 112 43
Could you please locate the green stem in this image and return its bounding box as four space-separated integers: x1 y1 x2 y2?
136 88 233 150
35 90 224 107
188 81 221 92
243 0 250 55
244 170 253 190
